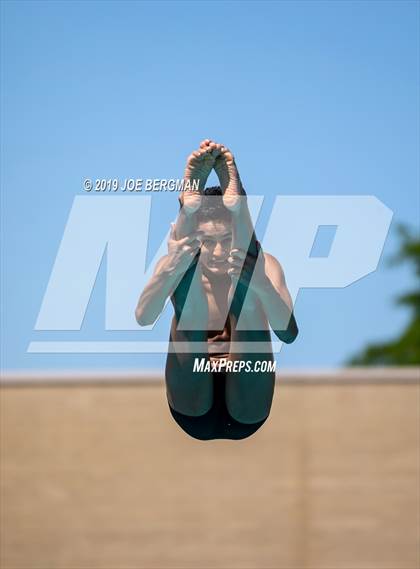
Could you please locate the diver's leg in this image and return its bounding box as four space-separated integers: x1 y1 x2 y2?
225 299 276 425
165 262 214 417
176 139 216 239
166 142 217 415
224 244 275 424
223 186 275 424
168 371 226 441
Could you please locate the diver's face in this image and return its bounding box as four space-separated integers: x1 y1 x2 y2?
198 220 232 274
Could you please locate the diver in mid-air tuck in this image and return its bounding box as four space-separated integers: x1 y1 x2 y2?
135 139 298 440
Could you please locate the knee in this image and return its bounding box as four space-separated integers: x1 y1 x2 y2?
169 397 212 417
226 402 270 425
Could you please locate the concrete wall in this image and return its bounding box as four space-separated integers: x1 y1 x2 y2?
1 371 419 569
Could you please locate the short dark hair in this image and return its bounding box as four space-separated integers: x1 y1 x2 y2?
197 186 232 224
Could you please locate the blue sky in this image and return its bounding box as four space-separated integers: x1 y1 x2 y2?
1 0 419 372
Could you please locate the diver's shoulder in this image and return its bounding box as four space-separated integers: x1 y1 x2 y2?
263 252 284 272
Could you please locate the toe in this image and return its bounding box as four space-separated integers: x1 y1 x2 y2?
221 147 234 163
192 150 202 161
187 151 199 164
208 141 219 157
212 143 223 157
198 148 211 161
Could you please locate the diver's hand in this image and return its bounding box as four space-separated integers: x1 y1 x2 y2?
164 223 202 276
227 247 269 291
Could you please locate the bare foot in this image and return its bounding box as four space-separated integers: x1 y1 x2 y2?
180 139 216 214
213 144 245 212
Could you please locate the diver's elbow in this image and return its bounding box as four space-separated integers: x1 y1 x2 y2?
276 323 298 344
282 330 298 344
135 307 154 327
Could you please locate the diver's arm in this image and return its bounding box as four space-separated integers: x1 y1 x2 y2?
257 254 298 343
135 256 179 326
135 227 201 326
228 248 298 343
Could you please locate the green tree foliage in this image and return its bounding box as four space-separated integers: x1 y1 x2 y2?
348 224 420 366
